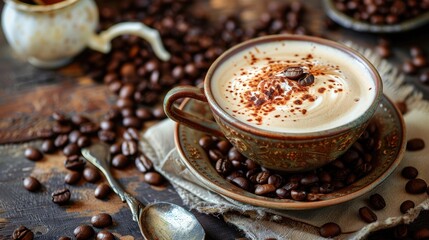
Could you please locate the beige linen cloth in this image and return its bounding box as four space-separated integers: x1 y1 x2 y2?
139 45 429 240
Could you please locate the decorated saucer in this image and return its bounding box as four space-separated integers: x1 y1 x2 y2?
323 0 429 33
174 95 406 210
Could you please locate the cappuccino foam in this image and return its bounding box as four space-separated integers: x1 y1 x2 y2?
211 40 377 133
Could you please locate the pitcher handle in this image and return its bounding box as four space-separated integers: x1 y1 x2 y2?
88 22 170 61
164 86 224 137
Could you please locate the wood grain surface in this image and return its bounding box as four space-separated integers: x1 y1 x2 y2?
1 0 429 240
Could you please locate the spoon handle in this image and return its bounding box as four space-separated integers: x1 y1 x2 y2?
82 143 145 222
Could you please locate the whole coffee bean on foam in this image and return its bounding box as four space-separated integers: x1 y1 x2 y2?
319 222 341 238
24 147 43 161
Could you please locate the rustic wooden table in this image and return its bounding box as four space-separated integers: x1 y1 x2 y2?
1 1 428 240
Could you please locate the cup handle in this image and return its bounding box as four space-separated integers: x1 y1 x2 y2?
164 86 224 137
87 22 171 61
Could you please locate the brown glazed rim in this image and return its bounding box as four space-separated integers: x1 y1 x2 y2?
4 0 79 12
204 34 383 139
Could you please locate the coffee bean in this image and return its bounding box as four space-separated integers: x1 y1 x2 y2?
65 171 81 185
80 122 99 134
231 177 251 191
393 224 408 239
123 116 141 128
122 140 138 156
91 213 113 228
413 55 427 68
100 120 115 131
359 206 377 223
284 67 305 80
144 172 164 186
73 225 95 240
95 183 111 199
24 147 43 161
98 130 116 143
152 106 166 119
112 154 130 169
83 167 101 183
216 140 232 154
410 46 424 57
135 107 153 120
406 138 425 151
63 143 80 157
64 155 86 171
369 193 386 210
291 190 307 201
215 158 233 175
23 176 41 192
375 44 390 58
401 166 418 179
268 174 283 188
12 226 34 240
51 188 71 205
228 147 245 162
402 61 417 74
54 134 69 148
36 128 55 139
300 173 319 186
208 149 224 162
58 236 71 240
254 184 276 195
135 153 153 173
109 142 121 155
77 136 91 148
96 230 115 240
414 227 429 240
255 171 270 184
52 111 68 123
71 115 90 126
319 222 341 238
52 122 73 134
400 200 415 214
41 140 56 153
405 178 427 194
298 73 314 86
276 188 290 199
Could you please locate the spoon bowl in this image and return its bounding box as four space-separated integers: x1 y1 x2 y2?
82 143 205 240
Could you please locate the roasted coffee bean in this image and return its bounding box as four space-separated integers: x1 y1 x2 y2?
58 236 71 240
109 142 121 155
300 173 319 186
319 183 334 194
402 61 417 74
23 176 41 192
54 134 69 148
91 213 113 228
255 184 276 195
123 128 139 141
71 115 90 126
77 136 91 148
414 227 429 240
52 111 68 123
24 147 43 161
276 188 290 199
393 224 408 239
12 226 33 240
63 143 80 157
359 206 377 223
36 128 55 139
41 139 56 153
68 130 82 144
375 44 390 58
400 200 415 214
298 73 314 86
80 122 99 134
144 172 164 186
228 147 245 162
135 107 153 120
83 167 101 183
412 55 427 68
73 225 95 240
119 84 135 98
244 159 258 170
123 116 141 128
268 174 283 188
406 138 425 151
135 153 153 173
96 230 115 240
208 149 224 162
256 171 270 184
318 171 332 183
401 166 418 179
65 171 81 185
291 190 307 201
231 177 251 191
100 120 115 131
319 222 341 238
216 140 232 154
64 155 86 171
52 123 73 134
410 46 424 57
112 154 130 169
284 66 305 80
95 183 111 199
369 193 386 210
121 108 134 118
121 140 138 156
215 158 233 175
51 188 71 205
405 178 427 194
152 106 166 119
98 130 116 143
198 136 214 150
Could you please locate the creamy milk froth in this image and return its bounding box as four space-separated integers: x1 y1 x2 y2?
211 40 376 133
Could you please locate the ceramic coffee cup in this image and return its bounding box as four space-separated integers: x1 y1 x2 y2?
1 0 170 68
164 35 383 172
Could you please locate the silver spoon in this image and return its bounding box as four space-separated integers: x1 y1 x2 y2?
82 143 205 240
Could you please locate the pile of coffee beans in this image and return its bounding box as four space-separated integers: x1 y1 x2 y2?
333 0 429 25
198 121 379 201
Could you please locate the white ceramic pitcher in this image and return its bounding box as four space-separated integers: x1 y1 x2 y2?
1 0 170 68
